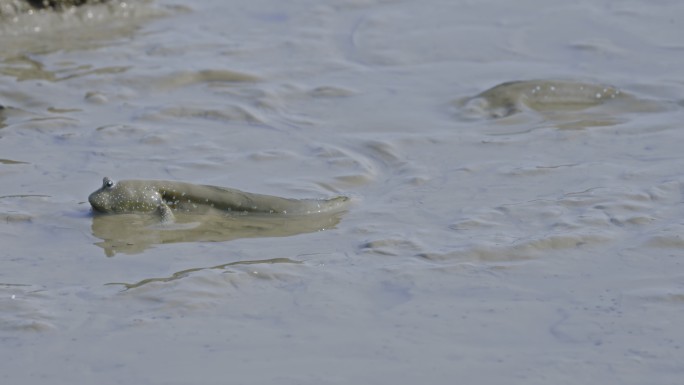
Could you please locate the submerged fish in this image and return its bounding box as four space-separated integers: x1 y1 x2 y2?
457 80 669 118
460 79 630 119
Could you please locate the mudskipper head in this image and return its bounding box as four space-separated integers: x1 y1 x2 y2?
89 177 163 214
88 177 117 213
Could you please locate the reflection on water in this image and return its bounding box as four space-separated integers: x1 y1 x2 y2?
0 54 130 82
141 69 261 91
106 257 301 290
91 209 345 256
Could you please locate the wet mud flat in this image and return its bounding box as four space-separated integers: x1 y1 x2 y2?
2 0 684 384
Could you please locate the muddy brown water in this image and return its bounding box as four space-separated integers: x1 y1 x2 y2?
2 1 684 384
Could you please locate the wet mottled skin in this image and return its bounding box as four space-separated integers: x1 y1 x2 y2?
88 177 349 222
461 79 630 118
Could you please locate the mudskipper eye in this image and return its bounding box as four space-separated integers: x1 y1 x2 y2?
103 177 115 188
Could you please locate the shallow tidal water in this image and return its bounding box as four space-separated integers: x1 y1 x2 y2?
2 0 684 384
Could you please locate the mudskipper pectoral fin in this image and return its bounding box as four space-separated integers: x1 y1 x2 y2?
157 204 175 224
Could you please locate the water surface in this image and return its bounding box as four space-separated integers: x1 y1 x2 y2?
1 0 684 384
